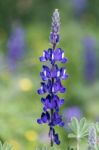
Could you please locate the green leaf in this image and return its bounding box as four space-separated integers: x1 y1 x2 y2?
0 142 13 150
79 118 88 137
68 133 77 138
0 141 3 149
96 122 99 133
35 147 57 150
69 117 79 135
68 117 88 140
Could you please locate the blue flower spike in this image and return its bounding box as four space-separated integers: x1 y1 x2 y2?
37 9 68 146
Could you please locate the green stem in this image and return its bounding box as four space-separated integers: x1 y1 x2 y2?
95 146 98 150
50 43 56 147
77 139 80 150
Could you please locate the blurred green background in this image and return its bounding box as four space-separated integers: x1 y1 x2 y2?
0 0 99 149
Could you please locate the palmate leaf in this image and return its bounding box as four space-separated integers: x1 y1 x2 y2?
79 118 89 137
68 117 89 140
68 117 79 135
68 133 77 138
0 142 13 150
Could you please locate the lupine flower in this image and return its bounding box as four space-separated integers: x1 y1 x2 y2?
71 0 87 18
63 106 82 130
37 9 68 146
7 23 25 71
88 125 97 149
83 36 96 83
63 106 82 122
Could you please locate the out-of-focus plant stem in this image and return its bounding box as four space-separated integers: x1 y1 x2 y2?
77 138 80 150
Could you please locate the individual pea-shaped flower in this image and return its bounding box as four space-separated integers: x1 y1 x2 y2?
40 64 68 81
41 95 64 112
49 127 60 145
37 9 68 146
40 48 68 64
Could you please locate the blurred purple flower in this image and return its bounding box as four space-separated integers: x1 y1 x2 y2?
7 23 25 71
71 0 87 18
63 106 82 128
39 132 49 143
88 125 97 149
83 36 96 83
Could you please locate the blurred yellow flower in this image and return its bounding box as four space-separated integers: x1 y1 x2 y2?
25 130 38 142
19 78 33 91
8 139 21 150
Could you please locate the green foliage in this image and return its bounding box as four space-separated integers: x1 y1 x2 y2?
96 122 99 134
0 142 13 150
35 147 58 150
95 123 99 150
35 147 74 150
68 117 89 140
91 144 99 150
67 147 74 150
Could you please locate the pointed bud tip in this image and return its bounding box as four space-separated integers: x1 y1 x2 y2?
55 9 59 12
53 9 59 16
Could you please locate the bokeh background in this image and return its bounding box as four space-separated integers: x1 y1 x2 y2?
0 0 99 149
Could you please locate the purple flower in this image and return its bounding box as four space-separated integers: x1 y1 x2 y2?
49 127 60 145
37 9 68 146
88 125 97 149
41 95 64 112
63 106 82 123
71 0 87 18
83 36 96 83
52 79 66 93
37 111 50 124
40 64 68 81
50 9 60 45
7 22 25 71
40 48 68 64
